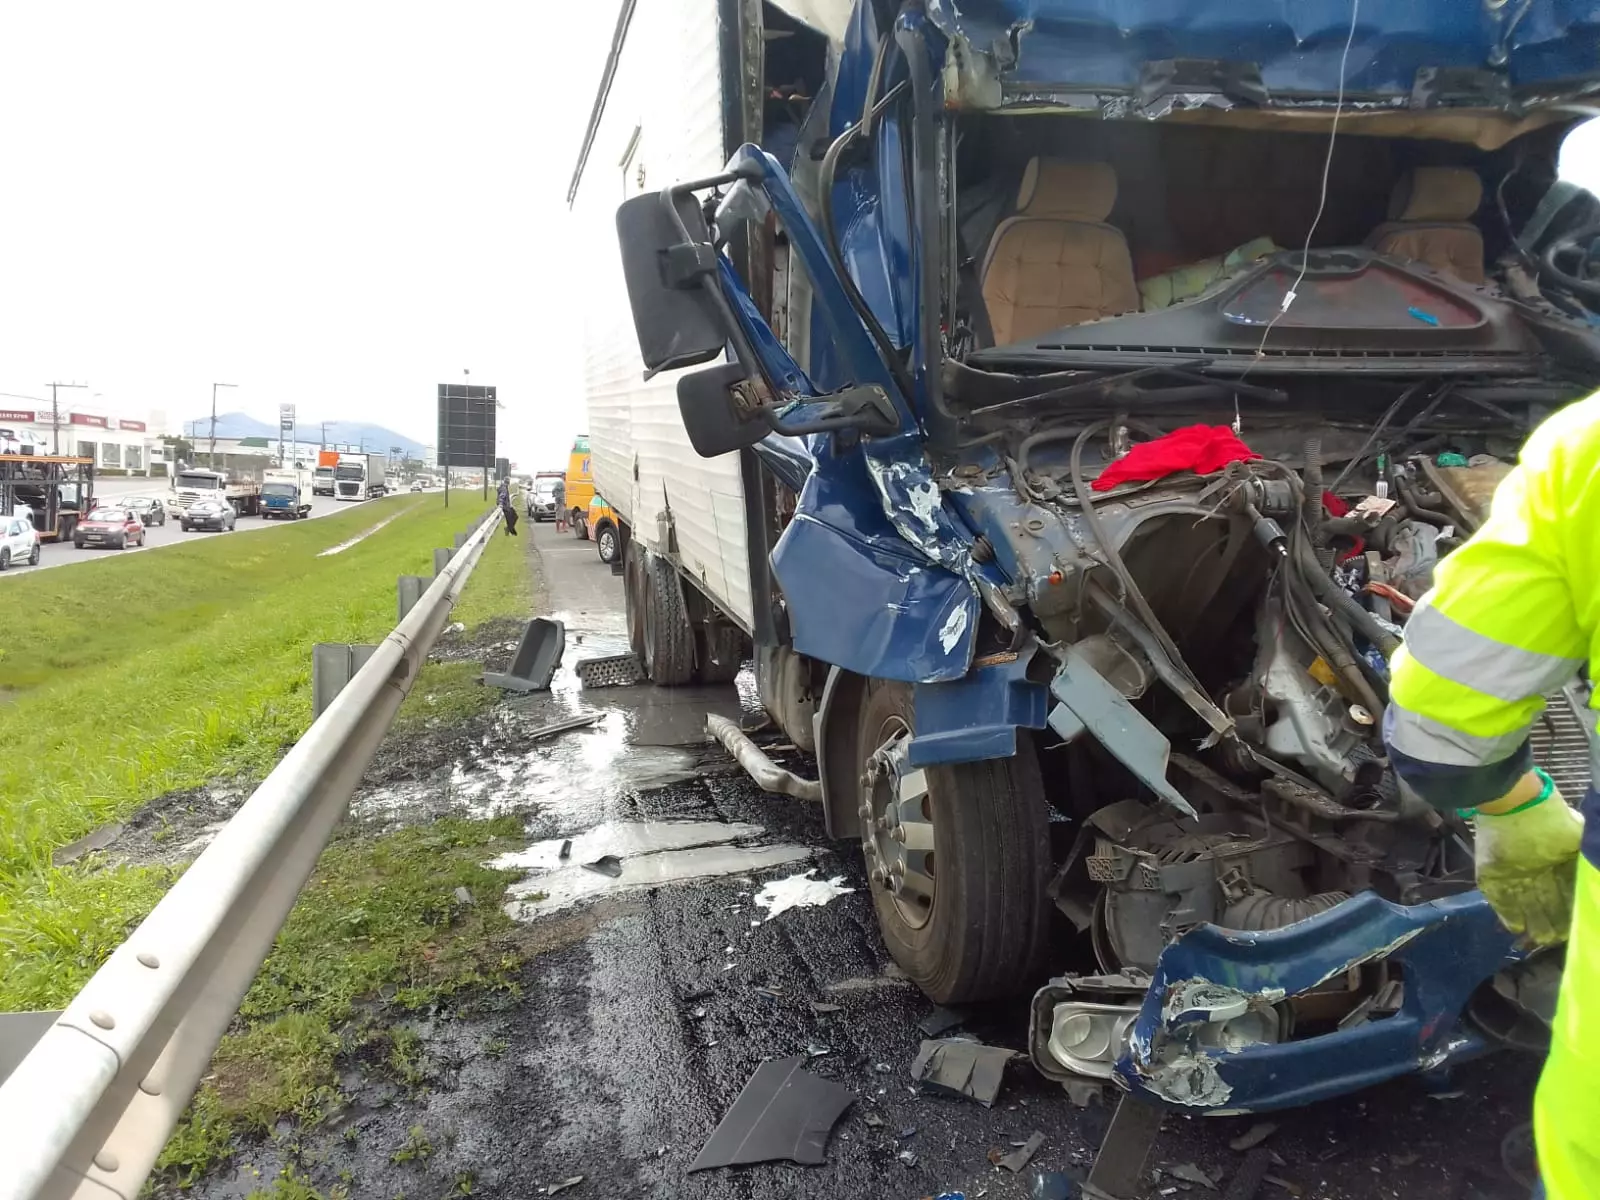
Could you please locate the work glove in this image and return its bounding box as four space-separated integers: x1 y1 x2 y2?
1472 770 1584 947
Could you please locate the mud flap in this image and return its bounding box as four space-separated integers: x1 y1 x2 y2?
484 618 565 692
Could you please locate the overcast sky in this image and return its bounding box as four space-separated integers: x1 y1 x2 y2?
1 2 604 472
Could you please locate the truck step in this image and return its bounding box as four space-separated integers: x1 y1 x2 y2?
575 653 647 689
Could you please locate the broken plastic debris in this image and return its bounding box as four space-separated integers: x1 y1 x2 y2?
753 868 854 920
753 985 785 999
544 1177 583 1195
580 854 623 878
1165 1162 1217 1189
1031 1173 1076 1200
810 1001 843 1015
805 1043 830 1057
897 1149 918 1167
558 839 572 860
910 1038 1016 1107
1229 1121 1278 1152
864 1112 886 1128
996 1132 1045 1173
688 1056 853 1171
453 886 475 906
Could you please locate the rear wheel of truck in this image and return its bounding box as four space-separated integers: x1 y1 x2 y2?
641 553 695 685
856 680 1051 1003
623 539 646 658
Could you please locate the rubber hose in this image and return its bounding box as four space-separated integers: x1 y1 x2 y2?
1303 435 1333 570
1394 476 1456 528
1296 540 1402 659
1222 890 1351 931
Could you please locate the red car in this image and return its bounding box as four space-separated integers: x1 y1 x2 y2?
73 507 146 550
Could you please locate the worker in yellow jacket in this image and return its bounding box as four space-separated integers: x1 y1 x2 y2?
1384 392 1599 1196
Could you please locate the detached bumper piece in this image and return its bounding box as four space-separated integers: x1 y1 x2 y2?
1031 889 1515 1112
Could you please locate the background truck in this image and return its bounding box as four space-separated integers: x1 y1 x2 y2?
0 454 95 541
333 453 384 501
173 467 262 517
578 0 1600 1127
311 463 336 497
261 468 313 519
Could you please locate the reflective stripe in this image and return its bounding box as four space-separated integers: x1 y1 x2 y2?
1402 602 1585 702
1386 705 1528 767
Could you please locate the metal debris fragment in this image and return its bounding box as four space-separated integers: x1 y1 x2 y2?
910 1038 1016 1107
810 1001 843 1015
1263 1176 1302 1197
864 1112 887 1128
544 1177 584 1195
897 1149 918 1167
558 839 572 860
452 886 475 906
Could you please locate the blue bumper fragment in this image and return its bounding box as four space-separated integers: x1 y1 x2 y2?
1093 890 1513 1112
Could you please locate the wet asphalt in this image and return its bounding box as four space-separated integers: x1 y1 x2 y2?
193 523 1542 1200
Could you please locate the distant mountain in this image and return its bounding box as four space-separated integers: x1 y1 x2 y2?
186 411 428 458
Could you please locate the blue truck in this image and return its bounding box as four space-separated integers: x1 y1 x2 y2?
577 0 1600 1122
260 469 312 520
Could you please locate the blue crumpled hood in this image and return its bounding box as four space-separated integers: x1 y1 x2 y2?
925 0 1600 97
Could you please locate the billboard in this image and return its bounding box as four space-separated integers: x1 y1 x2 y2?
436 384 496 469
279 404 295 434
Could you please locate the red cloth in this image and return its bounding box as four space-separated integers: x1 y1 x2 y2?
1321 490 1365 562
1091 425 1261 491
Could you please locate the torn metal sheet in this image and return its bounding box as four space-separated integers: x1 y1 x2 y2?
996 1131 1045 1173
910 1038 1015 1107
688 1056 854 1171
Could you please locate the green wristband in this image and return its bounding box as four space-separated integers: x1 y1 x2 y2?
1458 768 1555 819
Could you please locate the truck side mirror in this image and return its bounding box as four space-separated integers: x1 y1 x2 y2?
677 363 772 457
615 191 729 373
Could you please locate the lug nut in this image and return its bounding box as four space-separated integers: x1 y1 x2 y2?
871 867 887 885
892 826 906 843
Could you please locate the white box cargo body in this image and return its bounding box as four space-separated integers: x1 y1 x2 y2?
571 0 754 631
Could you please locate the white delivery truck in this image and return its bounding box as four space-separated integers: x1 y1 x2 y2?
573 0 844 693
333 453 385 501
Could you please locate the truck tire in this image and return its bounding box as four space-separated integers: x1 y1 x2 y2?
623 541 646 659
641 554 695 685
572 510 588 540
696 624 748 684
855 679 1051 1003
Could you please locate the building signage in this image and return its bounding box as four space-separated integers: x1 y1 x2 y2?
118 419 147 432
69 413 108 428
0 408 35 423
279 403 295 434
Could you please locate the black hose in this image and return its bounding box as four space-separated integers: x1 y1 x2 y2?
1394 475 1457 528
1295 539 1401 659
1303 434 1332 570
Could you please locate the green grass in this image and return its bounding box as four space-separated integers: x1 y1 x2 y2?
155 817 530 1186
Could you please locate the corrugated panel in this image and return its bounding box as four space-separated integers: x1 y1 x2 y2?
574 0 753 630
1528 688 1596 802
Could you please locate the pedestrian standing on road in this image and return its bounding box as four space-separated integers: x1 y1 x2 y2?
1383 391 1600 1198
553 477 567 532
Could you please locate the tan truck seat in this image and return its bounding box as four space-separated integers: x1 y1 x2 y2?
1368 167 1485 284
981 159 1139 344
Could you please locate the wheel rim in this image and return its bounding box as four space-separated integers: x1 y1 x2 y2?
0 550 8 568
600 529 616 560
862 717 937 928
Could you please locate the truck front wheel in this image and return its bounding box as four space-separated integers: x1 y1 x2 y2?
855 680 1051 1003
640 553 695 685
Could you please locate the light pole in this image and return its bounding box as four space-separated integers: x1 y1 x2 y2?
209 383 236 468
48 381 88 455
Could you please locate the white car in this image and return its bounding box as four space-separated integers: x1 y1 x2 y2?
0 513 41 569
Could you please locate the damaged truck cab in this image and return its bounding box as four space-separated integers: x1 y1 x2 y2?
599 0 1600 1113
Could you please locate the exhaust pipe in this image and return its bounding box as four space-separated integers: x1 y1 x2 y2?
705 714 822 802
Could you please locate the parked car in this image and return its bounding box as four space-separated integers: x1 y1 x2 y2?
527 472 563 521
181 500 236 533
74 507 145 550
0 513 40 568
589 496 619 564
119 494 168 527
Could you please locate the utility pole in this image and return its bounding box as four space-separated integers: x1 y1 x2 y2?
47 382 88 455
209 383 236 468
320 421 329 450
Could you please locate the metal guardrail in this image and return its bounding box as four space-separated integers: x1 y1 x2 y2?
0 506 502 1200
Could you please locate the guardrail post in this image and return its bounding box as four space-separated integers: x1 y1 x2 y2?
433 548 452 576
453 531 468 549
397 575 428 621
311 643 379 718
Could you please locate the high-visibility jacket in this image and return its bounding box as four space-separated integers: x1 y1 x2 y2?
1384 391 1600 1199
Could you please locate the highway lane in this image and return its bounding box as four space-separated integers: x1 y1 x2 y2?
0 480 415 578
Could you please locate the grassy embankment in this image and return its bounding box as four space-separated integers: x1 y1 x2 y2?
0 495 540 1187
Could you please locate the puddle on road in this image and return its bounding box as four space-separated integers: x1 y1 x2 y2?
490 819 810 919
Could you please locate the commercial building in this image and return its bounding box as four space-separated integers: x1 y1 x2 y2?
0 404 164 473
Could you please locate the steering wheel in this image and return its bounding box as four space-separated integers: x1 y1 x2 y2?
1540 220 1600 303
